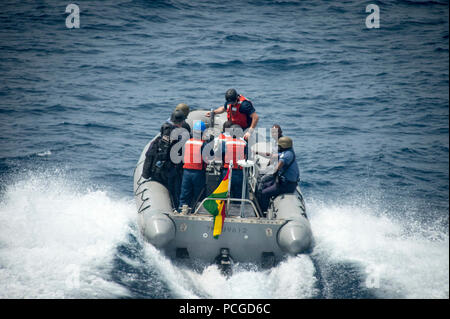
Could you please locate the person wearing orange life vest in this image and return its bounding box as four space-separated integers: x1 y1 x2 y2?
179 120 207 210
206 88 259 141
219 121 248 198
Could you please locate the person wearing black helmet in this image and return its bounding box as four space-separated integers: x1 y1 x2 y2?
168 107 191 135
165 109 189 209
142 109 188 209
206 88 259 140
172 109 184 122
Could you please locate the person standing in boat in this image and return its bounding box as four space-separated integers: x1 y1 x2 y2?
205 88 259 140
219 121 248 198
179 120 207 210
162 110 187 209
142 110 187 209
258 136 299 213
173 103 192 134
164 103 191 135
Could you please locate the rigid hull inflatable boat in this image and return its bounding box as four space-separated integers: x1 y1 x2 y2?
133 110 313 268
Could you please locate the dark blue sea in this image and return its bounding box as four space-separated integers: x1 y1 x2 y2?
0 0 448 299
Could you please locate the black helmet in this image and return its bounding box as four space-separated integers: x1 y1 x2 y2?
171 109 185 124
175 103 190 118
225 88 238 104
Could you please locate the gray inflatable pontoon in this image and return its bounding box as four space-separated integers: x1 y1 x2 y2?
133 110 313 269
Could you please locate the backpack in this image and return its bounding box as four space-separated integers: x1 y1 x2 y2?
141 123 175 182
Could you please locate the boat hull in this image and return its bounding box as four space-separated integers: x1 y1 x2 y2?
163 213 287 263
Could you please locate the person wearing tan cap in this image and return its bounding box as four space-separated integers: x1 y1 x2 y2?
258 136 299 212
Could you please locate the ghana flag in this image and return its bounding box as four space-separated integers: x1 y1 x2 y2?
203 167 231 239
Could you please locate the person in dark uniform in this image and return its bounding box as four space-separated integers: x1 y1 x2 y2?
166 103 191 135
258 136 299 213
206 88 259 140
174 103 192 134
142 109 189 209
164 110 187 209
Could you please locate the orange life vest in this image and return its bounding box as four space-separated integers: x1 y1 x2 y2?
183 138 204 170
226 95 250 129
224 136 246 170
218 133 226 142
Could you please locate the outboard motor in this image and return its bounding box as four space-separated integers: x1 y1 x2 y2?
215 248 233 276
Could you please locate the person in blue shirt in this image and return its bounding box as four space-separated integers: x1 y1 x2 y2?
258 136 299 213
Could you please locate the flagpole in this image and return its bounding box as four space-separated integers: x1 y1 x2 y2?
237 159 254 218
240 163 247 218
226 161 232 215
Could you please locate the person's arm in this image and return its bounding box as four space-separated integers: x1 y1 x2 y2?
273 159 284 176
243 112 259 140
206 106 225 117
249 112 259 130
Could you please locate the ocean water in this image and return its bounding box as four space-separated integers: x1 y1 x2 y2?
0 0 448 299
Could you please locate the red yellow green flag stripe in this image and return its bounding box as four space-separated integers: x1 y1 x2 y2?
203 167 230 238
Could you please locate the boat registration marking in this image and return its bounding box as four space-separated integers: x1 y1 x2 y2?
170 214 284 225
